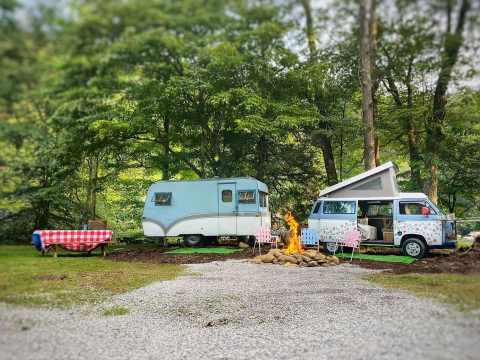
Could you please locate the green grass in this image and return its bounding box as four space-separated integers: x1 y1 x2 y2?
336 253 416 264
456 237 474 251
102 305 129 316
0 245 184 308
367 273 480 312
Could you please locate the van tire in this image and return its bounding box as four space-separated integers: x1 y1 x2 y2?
183 235 203 247
401 238 426 259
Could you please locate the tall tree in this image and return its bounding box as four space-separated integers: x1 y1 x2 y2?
359 0 377 170
425 0 471 203
299 0 338 185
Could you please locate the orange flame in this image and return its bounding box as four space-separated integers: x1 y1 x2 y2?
284 211 303 255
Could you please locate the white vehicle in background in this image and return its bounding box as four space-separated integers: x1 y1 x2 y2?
308 162 456 258
142 177 270 246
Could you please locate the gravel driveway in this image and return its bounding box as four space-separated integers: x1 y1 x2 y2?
1 261 479 360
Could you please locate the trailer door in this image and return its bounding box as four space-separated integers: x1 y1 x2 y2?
218 182 237 235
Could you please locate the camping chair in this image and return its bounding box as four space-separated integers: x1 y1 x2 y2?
301 228 320 251
341 229 362 261
254 226 277 255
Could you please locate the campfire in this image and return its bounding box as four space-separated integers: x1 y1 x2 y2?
253 212 340 267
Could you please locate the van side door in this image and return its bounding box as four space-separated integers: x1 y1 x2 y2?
218 183 237 235
319 200 357 243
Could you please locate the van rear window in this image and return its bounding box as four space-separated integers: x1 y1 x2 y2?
312 202 321 214
323 201 355 214
154 192 172 206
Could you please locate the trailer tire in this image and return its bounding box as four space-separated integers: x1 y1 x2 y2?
401 237 426 259
183 235 203 247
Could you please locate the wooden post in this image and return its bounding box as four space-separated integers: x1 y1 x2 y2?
53 244 58 258
101 244 106 257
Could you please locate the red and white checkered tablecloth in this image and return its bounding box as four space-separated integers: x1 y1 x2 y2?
34 230 113 252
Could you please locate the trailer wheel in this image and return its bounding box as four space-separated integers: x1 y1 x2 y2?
323 242 339 255
183 234 203 247
401 238 426 259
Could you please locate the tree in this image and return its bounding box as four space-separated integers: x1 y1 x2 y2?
359 0 377 170
298 0 339 185
425 0 471 203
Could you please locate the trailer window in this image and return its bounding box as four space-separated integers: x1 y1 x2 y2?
323 201 355 214
312 201 321 214
259 191 268 207
239 190 256 204
222 190 232 202
154 192 172 206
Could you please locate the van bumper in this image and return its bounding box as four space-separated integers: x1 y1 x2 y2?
429 241 456 249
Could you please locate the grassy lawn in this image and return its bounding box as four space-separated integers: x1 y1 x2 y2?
367 273 480 312
0 245 184 308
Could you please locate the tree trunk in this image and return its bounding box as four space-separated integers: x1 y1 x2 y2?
255 135 268 181
162 117 170 180
300 0 338 184
406 78 422 190
359 0 376 170
87 157 99 219
425 0 470 203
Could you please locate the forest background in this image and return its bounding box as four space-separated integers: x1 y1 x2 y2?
1 0 479 242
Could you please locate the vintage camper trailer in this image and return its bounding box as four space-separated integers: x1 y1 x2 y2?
308 162 456 258
142 177 270 246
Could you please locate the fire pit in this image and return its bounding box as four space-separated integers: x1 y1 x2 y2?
252 212 340 267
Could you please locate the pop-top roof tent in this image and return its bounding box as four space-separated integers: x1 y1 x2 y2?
319 161 426 199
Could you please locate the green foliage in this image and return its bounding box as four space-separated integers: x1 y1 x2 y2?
0 0 479 242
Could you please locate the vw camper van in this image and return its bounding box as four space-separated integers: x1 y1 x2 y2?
308 162 456 258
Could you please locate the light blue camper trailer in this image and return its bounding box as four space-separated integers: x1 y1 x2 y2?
142 177 270 246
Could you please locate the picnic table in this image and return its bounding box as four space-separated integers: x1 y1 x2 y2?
32 230 113 257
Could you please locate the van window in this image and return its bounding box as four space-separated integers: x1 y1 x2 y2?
259 191 268 207
222 190 232 202
367 203 392 216
154 192 172 206
312 201 321 214
323 201 355 214
399 202 436 215
239 190 256 204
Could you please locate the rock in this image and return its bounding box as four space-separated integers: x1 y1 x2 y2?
314 253 326 261
252 257 263 264
238 241 250 249
268 248 283 258
272 258 278 264
329 256 340 265
278 255 298 264
303 250 317 259
301 255 311 263
298 261 306 267
306 261 318 267
261 254 275 263
292 253 303 262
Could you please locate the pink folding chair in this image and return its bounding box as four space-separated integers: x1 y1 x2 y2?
254 226 277 255
342 229 362 261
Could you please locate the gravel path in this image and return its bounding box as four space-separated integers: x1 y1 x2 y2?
1 261 479 360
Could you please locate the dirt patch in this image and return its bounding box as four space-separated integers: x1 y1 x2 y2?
35 274 68 281
107 247 254 264
353 251 480 274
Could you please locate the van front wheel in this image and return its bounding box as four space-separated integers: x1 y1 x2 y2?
183 235 203 247
401 238 426 259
